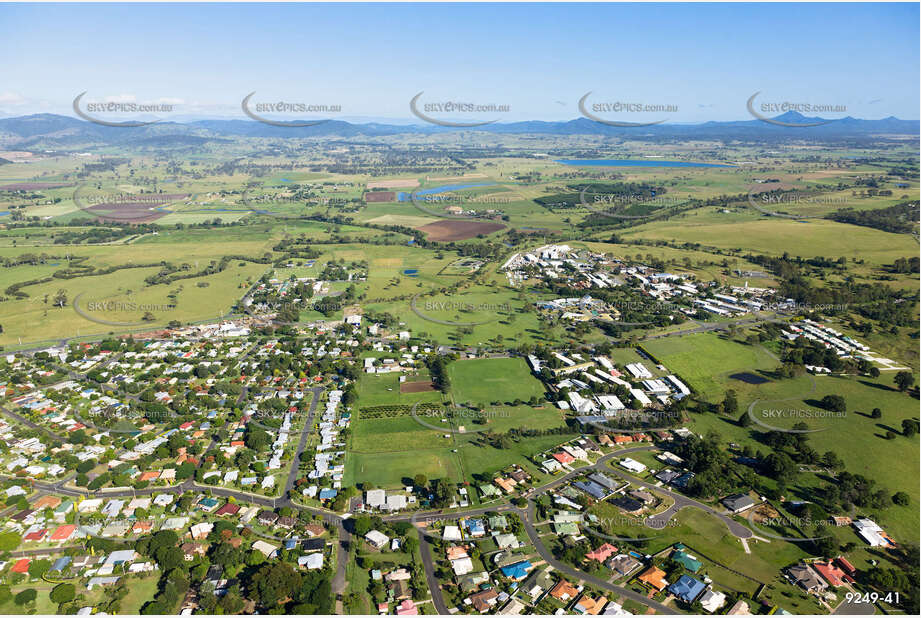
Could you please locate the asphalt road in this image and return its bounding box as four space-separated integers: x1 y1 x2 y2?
284 386 325 496
416 529 450 614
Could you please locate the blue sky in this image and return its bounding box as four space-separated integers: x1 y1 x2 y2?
0 2 918 122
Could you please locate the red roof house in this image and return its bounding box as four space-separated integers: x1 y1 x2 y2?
216 503 241 517
50 524 77 542
24 529 47 542
552 451 575 464
813 561 847 587
835 556 856 575
585 543 618 563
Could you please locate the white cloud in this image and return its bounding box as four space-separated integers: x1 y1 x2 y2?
0 92 27 105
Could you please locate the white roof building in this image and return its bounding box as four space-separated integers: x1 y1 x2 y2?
699 589 727 613
366 489 386 509
619 458 647 473
365 529 390 549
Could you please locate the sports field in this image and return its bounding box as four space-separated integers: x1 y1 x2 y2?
447 357 546 406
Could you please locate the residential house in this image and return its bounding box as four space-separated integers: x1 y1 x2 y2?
668 575 706 604
721 493 755 514
550 580 580 601
787 563 828 594
637 565 668 591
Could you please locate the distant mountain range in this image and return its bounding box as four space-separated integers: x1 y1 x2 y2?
0 112 917 149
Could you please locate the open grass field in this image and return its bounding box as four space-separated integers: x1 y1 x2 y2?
641 333 779 400
370 285 552 347
356 372 446 407
0 247 268 347
344 449 463 488
447 357 546 406
635 322 919 544
347 398 569 487
623 216 918 266
644 331 919 543
350 416 454 453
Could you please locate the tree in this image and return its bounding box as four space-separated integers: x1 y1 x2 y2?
901 419 918 437
871 407 882 419
50 583 76 605
250 562 302 608
820 394 846 413
812 535 838 558
763 452 797 479
0 531 21 551
738 412 752 427
413 474 428 489
894 371 914 392
720 390 738 415
893 492 910 506
154 545 184 571
27 558 50 579
351 515 373 537
13 589 37 606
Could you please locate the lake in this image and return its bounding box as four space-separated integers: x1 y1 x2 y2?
555 159 734 168
398 182 497 201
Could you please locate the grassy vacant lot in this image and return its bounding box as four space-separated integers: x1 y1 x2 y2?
447 357 546 406
344 449 463 488
456 432 574 480
350 416 454 453
356 372 446 408
624 216 917 266
641 333 778 400
370 284 549 348
346 404 571 488
693 375 919 541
